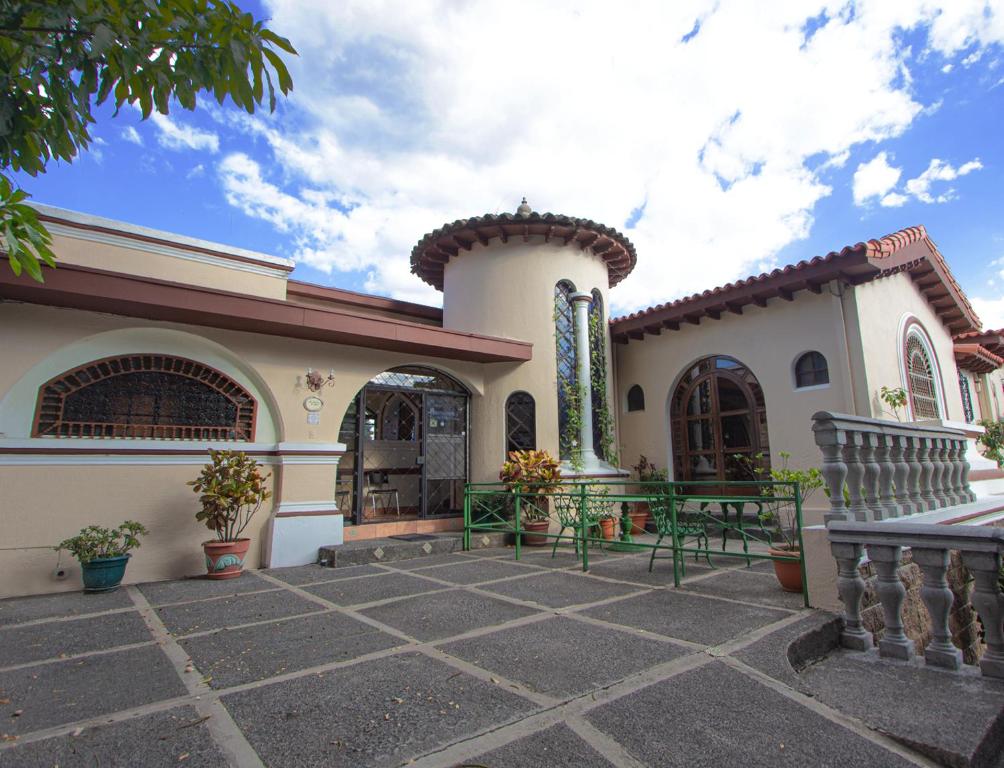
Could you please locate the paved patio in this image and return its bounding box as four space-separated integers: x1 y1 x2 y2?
1 545 1001 767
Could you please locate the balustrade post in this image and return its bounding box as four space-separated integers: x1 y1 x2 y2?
959 440 976 503
844 433 870 521
912 547 963 670
905 435 924 514
890 435 911 516
961 550 1004 679
816 428 850 523
917 437 937 512
930 438 949 508
945 440 963 505
831 541 873 650
861 432 882 520
874 433 897 519
868 544 914 660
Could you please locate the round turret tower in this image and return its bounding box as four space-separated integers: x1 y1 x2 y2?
410 200 636 481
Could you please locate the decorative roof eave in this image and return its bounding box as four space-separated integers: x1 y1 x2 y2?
954 328 1004 357
954 343 1004 374
610 225 981 344
410 209 637 290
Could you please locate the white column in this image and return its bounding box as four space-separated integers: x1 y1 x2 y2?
570 292 600 471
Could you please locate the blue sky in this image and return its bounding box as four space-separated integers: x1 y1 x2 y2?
12 1 1004 326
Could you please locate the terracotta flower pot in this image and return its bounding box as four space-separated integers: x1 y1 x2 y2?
203 538 251 580
629 510 649 535
522 520 550 546
598 518 616 540
769 546 803 593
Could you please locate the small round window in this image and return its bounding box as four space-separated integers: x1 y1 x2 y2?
794 352 829 389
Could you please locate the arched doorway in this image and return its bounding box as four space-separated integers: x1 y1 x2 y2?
337 366 469 524
669 355 770 488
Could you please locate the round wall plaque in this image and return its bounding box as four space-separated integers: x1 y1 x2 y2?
303 396 324 412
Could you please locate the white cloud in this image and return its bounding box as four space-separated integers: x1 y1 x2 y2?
210 0 1004 311
853 152 902 205
880 192 909 207
122 126 143 146
904 157 982 203
972 295 1004 330
150 113 219 153
186 164 205 180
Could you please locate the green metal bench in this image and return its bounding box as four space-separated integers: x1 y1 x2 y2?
551 488 615 559
648 495 712 576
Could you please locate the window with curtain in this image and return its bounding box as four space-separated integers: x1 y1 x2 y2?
505 391 536 452
627 385 645 412
905 330 941 419
794 351 829 388
555 280 577 459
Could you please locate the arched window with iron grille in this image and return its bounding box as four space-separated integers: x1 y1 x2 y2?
904 326 942 420
793 351 829 388
554 279 577 459
505 392 536 452
626 385 645 412
33 354 256 440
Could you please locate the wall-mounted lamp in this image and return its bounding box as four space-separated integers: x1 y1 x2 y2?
305 367 335 392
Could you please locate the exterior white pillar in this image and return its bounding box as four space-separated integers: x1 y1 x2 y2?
570 291 601 471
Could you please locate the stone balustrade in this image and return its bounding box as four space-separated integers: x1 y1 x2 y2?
829 520 1004 678
812 411 975 524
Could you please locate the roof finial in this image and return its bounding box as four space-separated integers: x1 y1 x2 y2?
516 197 532 218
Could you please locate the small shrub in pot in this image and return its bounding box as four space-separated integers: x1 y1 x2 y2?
499 449 561 545
55 521 148 592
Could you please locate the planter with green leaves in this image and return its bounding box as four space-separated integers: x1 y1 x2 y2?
499 449 562 545
189 450 272 579
55 521 148 592
631 455 667 532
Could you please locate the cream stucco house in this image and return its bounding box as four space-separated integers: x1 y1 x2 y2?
1 200 1001 598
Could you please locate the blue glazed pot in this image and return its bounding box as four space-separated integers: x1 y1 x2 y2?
81 554 130 592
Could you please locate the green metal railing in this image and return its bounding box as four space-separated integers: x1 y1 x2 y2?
464 479 809 607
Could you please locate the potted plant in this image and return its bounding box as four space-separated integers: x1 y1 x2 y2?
55 521 148 592
737 451 822 592
189 449 272 579
631 455 667 533
499 449 562 546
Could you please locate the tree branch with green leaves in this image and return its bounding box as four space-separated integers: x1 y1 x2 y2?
0 0 297 280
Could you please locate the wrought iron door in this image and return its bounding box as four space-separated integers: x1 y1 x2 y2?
423 393 468 517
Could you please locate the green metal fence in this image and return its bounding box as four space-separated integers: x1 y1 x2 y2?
464 479 808 607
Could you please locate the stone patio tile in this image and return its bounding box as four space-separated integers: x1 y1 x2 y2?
578 555 699 587
733 612 841 688
801 650 1004 768
578 589 790 646
681 568 805 610
381 553 473 570
221 651 537 768
441 616 689 698
263 563 385 585
156 589 322 636
479 571 647 609
0 589 133 627
0 645 186 735
467 724 616 767
181 611 406 688
586 661 917 768
0 705 226 767
303 572 443 606
506 550 586 570
359 590 541 642
137 571 274 606
411 558 543 585
0 611 152 668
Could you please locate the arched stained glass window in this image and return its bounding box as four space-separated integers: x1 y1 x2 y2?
555 280 577 459
505 392 536 452
33 354 256 440
904 327 942 420
588 288 607 460
627 385 645 412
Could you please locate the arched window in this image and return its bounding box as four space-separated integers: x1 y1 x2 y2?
505 392 536 452
959 372 975 424
33 354 256 440
554 280 577 459
794 351 829 388
379 394 418 441
627 385 645 412
904 326 942 420
588 288 608 459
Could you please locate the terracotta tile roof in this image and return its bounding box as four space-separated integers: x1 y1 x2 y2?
954 328 1004 356
610 225 981 342
954 343 1004 374
410 208 637 290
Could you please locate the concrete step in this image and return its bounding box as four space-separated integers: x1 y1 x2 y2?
970 467 1004 498
317 531 506 568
